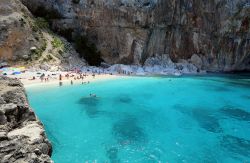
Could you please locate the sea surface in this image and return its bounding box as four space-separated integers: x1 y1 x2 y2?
26 74 250 163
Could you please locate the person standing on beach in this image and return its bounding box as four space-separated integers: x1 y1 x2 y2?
59 74 62 81
40 73 45 82
58 74 62 86
47 75 50 82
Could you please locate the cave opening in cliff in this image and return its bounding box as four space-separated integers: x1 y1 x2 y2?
30 6 62 20
75 35 104 66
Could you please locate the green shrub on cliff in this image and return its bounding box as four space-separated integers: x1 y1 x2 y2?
52 37 64 50
32 17 49 32
31 40 47 60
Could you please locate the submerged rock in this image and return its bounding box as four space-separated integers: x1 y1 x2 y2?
112 116 147 145
106 146 120 163
115 94 132 104
0 76 52 163
78 97 101 118
175 105 222 133
191 108 222 133
221 135 250 157
177 107 222 133
220 106 250 122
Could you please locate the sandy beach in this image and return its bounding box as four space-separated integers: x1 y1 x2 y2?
6 70 121 87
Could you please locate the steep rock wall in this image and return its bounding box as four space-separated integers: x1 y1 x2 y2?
0 0 86 70
0 0 46 62
21 0 250 71
0 77 52 162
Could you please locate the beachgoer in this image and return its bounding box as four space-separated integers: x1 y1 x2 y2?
66 74 69 79
40 73 45 82
90 94 97 98
28 76 35 81
71 80 73 85
59 74 62 81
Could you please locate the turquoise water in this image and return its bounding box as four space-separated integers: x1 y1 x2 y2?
26 75 250 163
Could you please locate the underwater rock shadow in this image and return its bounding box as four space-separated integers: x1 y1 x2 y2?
221 135 250 157
78 96 103 118
191 108 222 133
78 96 100 106
241 95 250 100
112 116 147 146
174 105 222 133
106 146 120 163
114 94 133 104
219 106 250 122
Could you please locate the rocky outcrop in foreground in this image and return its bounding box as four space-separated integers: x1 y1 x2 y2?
0 77 52 163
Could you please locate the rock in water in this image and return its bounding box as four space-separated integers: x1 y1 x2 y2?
0 76 52 163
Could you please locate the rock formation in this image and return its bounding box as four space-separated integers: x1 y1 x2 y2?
0 0 86 70
0 0 45 62
21 0 250 71
0 76 52 163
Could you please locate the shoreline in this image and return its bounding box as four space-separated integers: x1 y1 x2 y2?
3 66 250 88
21 74 122 87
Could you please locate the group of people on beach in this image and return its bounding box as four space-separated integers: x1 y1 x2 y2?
40 73 50 82
57 71 96 86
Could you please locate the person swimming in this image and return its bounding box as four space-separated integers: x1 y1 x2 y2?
89 93 97 97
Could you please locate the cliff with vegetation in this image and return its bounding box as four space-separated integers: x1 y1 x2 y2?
0 0 86 71
0 76 52 162
20 0 250 71
0 0 249 71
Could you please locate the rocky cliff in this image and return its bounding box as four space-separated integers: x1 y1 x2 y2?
0 0 86 70
0 76 52 163
21 0 250 71
0 0 45 62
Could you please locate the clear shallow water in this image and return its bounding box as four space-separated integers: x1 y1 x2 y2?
26 75 250 163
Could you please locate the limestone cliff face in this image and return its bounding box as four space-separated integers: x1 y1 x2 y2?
0 0 46 63
21 0 250 71
0 0 86 70
0 77 52 162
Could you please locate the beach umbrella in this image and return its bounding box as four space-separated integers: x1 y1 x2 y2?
18 67 26 71
12 71 21 75
0 67 9 71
